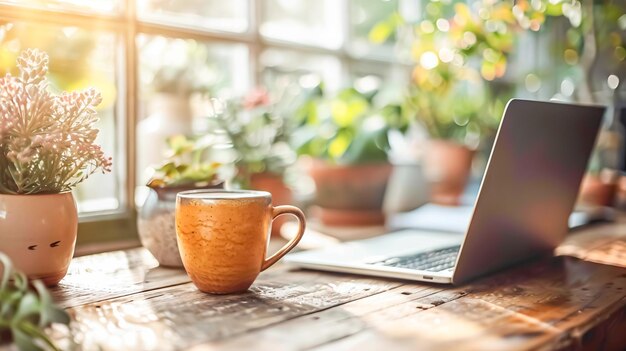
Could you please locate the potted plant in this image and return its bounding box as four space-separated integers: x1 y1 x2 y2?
372 1 521 205
207 87 300 236
403 83 502 205
293 82 406 226
0 253 70 350
578 101 621 207
579 78 624 207
137 134 223 267
0 49 112 286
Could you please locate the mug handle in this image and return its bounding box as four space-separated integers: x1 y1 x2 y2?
261 205 306 271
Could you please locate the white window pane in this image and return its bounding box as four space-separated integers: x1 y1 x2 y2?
261 0 344 49
136 35 250 184
0 22 123 214
0 0 121 14
137 0 249 33
349 0 398 59
261 48 343 93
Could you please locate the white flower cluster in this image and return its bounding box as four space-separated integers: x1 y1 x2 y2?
0 49 112 194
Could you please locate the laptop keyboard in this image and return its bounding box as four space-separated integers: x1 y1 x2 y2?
370 245 461 272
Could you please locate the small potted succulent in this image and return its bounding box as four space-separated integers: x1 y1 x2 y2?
207 88 298 236
0 253 70 350
137 134 223 267
0 49 111 285
293 82 406 226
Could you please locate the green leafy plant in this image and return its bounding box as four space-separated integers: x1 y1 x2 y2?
0 253 69 351
207 86 301 187
292 82 407 164
147 135 221 188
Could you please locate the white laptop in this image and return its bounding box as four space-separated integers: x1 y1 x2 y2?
284 99 605 284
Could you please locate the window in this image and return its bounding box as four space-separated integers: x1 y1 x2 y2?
0 18 125 217
0 0 400 249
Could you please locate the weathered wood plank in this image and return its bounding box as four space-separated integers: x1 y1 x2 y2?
201 284 465 350
59 269 402 350
463 258 626 351
311 300 626 351
51 248 190 308
199 257 626 351
469 258 625 316
309 297 562 351
557 222 626 268
308 258 626 351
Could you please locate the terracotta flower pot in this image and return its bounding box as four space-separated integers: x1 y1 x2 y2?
308 160 392 226
137 182 224 267
0 193 78 286
578 173 618 207
249 172 293 237
423 140 475 206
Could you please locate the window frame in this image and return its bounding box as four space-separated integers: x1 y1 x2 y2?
0 0 401 252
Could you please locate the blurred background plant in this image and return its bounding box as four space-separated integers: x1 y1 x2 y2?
0 253 70 351
290 79 409 225
293 80 408 165
140 39 219 97
207 85 302 188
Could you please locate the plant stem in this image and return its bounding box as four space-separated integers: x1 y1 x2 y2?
19 321 62 351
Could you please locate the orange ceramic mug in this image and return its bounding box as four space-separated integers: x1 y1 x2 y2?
175 190 306 294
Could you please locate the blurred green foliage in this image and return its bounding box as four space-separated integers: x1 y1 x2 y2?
0 254 69 351
142 39 218 96
371 0 625 144
207 85 302 187
293 83 407 164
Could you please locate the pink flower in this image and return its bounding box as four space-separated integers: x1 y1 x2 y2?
0 49 112 194
243 88 271 110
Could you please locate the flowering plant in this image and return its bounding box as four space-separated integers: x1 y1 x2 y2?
208 87 299 187
0 49 111 194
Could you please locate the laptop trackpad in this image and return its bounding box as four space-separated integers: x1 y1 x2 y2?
286 229 464 265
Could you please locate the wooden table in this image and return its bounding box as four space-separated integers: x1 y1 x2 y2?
48 222 626 351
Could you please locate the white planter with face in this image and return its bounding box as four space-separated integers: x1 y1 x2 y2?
0 193 78 286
